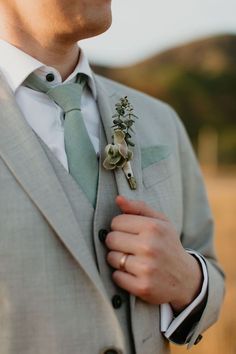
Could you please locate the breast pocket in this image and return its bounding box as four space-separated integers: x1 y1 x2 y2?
142 154 175 188
142 154 183 235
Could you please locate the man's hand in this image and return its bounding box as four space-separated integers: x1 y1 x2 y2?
106 196 203 312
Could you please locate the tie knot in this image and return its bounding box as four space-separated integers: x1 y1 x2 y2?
24 73 87 114
47 82 85 113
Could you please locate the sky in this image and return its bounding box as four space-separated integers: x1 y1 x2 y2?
80 0 236 67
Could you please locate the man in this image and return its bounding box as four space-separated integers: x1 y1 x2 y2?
0 0 224 353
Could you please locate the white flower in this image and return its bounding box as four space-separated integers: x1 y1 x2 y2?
103 130 133 170
102 96 138 190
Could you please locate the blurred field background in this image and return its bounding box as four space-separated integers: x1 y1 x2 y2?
93 34 236 166
92 34 236 354
171 168 236 354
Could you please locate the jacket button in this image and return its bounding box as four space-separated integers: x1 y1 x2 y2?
112 294 123 309
102 349 121 354
98 229 108 243
194 334 203 345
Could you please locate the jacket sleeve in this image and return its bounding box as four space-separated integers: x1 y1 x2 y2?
167 107 225 348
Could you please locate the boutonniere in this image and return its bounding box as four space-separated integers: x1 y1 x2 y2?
103 96 138 190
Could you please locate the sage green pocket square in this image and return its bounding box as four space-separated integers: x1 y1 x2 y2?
141 145 172 169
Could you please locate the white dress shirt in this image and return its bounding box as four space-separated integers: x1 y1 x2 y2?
0 39 208 340
0 39 100 171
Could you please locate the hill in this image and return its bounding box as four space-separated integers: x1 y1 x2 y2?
93 34 236 164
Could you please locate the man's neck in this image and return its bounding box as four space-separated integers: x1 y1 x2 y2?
0 19 80 81
21 40 81 81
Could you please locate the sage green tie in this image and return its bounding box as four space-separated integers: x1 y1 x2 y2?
24 73 98 207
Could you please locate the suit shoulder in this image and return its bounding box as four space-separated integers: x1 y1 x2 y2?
94 74 186 148
94 74 172 114
94 74 187 145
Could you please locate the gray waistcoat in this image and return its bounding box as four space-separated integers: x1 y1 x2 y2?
38 128 135 354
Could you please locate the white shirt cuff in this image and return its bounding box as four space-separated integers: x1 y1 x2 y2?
160 251 208 338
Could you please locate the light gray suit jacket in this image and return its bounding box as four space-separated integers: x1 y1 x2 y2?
0 72 224 354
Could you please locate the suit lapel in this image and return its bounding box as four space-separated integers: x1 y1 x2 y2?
95 76 166 352
95 75 143 315
95 76 143 201
0 72 108 300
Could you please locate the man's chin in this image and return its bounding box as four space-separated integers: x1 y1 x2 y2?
79 16 112 41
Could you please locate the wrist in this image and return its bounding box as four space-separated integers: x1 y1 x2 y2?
170 254 203 313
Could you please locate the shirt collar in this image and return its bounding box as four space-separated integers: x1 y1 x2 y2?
0 39 97 99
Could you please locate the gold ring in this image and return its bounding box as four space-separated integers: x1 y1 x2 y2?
119 254 129 272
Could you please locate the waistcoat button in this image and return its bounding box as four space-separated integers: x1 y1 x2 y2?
98 229 108 243
112 294 123 309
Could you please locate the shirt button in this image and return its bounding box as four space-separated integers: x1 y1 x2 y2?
98 229 108 243
46 73 55 82
112 294 123 309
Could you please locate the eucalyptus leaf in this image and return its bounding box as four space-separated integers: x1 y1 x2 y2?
116 157 127 168
109 155 122 164
127 140 135 147
103 158 117 170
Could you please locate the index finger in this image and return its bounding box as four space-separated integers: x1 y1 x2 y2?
116 195 167 220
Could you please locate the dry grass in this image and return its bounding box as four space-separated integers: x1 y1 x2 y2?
171 168 236 354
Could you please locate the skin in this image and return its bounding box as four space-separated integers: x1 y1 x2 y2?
0 0 202 312
0 0 112 79
106 196 202 312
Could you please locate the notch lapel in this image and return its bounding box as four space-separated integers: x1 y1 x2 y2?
95 76 165 352
95 76 143 201
0 72 108 301
95 75 143 315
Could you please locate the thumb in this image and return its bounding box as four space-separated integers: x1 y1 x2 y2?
116 195 167 220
